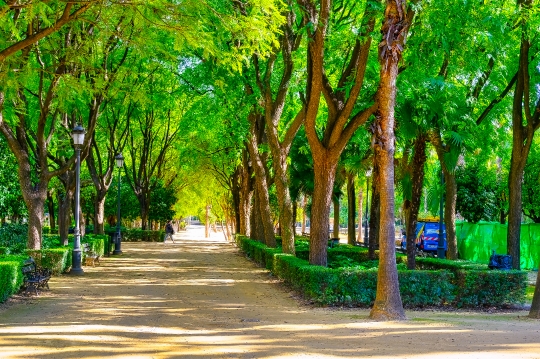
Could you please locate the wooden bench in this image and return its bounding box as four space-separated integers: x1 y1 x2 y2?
21 257 51 296
83 243 100 266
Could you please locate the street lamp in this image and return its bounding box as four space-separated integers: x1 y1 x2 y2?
69 124 85 275
364 169 372 245
113 153 124 255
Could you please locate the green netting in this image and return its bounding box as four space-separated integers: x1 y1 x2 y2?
456 222 540 270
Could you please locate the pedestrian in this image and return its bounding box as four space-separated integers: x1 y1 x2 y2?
164 220 175 243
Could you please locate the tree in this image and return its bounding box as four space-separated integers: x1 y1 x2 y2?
299 0 379 266
369 0 411 321
506 0 540 270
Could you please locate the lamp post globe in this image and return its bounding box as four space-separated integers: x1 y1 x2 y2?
113 153 124 255
69 124 86 275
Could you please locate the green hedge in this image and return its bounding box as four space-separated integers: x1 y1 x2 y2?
237 236 454 307
121 229 164 242
235 235 525 308
0 255 26 302
415 257 527 307
83 235 108 257
26 248 72 275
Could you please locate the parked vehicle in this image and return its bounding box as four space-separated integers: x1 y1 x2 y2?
400 221 446 256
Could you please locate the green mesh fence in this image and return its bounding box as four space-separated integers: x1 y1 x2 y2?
456 222 540 270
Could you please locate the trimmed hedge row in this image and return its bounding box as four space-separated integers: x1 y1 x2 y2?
235 235 525 308
26 248 72 275
416 257 527 307
0 255 26 302
121 229 164 242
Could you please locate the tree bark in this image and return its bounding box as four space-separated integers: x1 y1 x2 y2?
357 187 363 243
239 149 253 236
430 132 459 259
369 0 410 321
333 196 340 238
47 190 56 231
245 114 276 248
309 159 337 266
509 3 537 269
347 173 356 245
405 135 427 269
369 164 380 260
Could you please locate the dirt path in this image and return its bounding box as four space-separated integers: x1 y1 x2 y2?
1 226 539 359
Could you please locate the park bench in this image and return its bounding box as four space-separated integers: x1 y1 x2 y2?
328 238 340 248
21 257 52 296
83 243 100 266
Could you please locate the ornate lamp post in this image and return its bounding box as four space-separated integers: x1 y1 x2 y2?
113 153 124 255
69 124 85 275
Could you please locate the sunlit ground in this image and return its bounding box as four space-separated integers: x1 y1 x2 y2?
0 226 538 359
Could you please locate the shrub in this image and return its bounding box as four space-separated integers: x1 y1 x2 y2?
0 224 28 255
122 229 164 242
0 255 26 302
235 235 523 308
26 248 71 275
454 270 527 307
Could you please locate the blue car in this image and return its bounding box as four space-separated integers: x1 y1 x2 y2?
401 221 446 256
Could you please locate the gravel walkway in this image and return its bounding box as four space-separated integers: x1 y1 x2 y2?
0 226 539 358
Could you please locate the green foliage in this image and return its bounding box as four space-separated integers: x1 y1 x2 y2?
522 152 540 223
0 138 27 220
0 224 28 255
149 179 177 223
455 163 499 223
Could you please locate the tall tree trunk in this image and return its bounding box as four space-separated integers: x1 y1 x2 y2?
309 160 337 266
47 191 56 231
301 196 307 234
273 158 296 253
94 195 106 235
292 200 298 236
357 187 363 243
369 0 410 321
57 191 73 246
443 170 458 259
405 135 427 269
239 150 253 236
509 4 535 269
333 196 340 238
251 188 265 242
347 173 356 245
369 164 380 260
246 132 276 247
430 132 458 260
231 166 242 234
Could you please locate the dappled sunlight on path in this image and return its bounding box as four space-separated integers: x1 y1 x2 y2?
0 225 539 358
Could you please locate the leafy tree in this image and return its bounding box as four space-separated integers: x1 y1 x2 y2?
0 136 26 222
455 163 498 223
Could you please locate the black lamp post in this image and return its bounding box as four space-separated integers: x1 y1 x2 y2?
113 153 124 255
69 124 85 275
437 168 446 259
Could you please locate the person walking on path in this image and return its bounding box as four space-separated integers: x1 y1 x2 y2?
164 220 175 243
